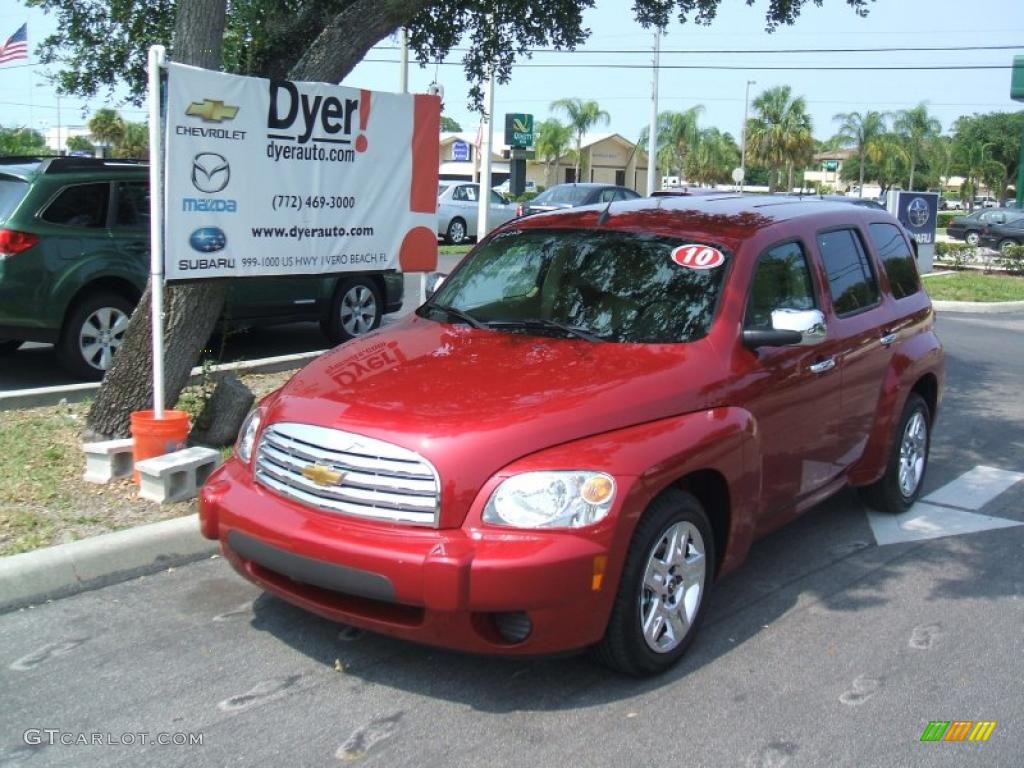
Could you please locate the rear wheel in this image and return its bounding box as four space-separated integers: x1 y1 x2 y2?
860 392 931 514
998 238 1019 255
57 292 134 380
320 277 382 344
446 218 468 245
0 339 23 355
594 489 714 676
964 231 980 247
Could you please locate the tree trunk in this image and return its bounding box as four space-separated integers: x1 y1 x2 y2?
909 156 916 191
85 0 432 439
858 147 866 197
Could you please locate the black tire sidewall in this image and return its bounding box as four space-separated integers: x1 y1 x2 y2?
598 490 715 676
871 392 931 514
323 277 382 344
965 231 979 246
57 292 134 380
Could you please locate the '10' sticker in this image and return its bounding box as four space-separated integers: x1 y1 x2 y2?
671 244 725 270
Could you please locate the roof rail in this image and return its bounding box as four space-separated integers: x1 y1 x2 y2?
41 157 148 174
0 155 57 165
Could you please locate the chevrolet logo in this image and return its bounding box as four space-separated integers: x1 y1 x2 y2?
301 464 344 487
186 99 240 123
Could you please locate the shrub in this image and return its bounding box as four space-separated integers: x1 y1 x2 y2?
995 244 1024 275
937 211 958 228
934 240 973 268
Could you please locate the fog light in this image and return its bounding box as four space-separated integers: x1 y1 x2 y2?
493 611 532 644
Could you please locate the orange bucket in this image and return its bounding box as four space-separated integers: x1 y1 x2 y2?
130 409 190 483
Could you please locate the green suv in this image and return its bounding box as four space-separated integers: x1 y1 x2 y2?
0 157 404 379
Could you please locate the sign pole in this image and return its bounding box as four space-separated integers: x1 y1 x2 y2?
476 68 495 242
148 45 167 418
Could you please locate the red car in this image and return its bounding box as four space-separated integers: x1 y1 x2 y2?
200 195 943 676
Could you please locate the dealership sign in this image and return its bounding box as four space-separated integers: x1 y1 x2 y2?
893 191 939 246
164 63 440 281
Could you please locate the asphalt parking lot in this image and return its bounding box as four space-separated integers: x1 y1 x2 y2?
0 310 1022 768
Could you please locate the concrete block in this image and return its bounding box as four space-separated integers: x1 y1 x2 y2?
136 447 222 504
82 438 136 483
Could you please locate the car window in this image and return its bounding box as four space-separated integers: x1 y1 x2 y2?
429 229 731 343
745 241 817 329
453 185 478 202
113 182 150 230
489 190 506 205
0 177 29 222
868 223 920 300
817 228 880 317
598 189 617 203
621 188 640 200
543 186 593 205
40 183 110 228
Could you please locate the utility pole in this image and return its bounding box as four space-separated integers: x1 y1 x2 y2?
399 29 409 93
740 79 755 194
646 29 660 196
476 68 495 242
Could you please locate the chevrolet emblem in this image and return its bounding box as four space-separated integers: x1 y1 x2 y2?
301 464 344 487
186 99 240 123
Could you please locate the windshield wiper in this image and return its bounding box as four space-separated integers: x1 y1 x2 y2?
484 318 603 342
427 303 487 329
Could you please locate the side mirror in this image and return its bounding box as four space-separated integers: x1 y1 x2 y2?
425 272 448 300
742 308 827 349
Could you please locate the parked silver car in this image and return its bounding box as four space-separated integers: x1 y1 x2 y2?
437 182 518 244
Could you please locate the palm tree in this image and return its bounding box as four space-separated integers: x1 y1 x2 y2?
534 119 573 187
550 98 610 182
893 103 942 191
115 122 149 158
867 133 910 197
686 128 741 186
640 107 706 180
87 108 126 155
745 86 813 193
833 110 887 197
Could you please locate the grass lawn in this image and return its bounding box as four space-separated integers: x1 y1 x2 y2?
439 244 472 255
924 271 1024 302
0 371 292 556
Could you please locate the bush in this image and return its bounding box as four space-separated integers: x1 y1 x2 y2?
995 244 1024 275
934 240 974 268
937 211 958 228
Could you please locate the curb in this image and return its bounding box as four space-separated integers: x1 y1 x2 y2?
0 514 217 613
932 300 1024 314
0 349 325 411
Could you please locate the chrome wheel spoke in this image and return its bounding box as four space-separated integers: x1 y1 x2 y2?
81 341 103 363
639 520 706 654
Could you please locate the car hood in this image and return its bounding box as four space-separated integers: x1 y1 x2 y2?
266 315 718 525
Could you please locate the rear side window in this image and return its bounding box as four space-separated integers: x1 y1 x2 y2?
818 228 879 316
40 183 110 228
113 182 150 230
868 223 920 299
745 241 817 329
0 177 28 222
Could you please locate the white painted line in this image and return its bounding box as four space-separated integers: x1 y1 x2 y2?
868 503 1023 546
922 465 1024 511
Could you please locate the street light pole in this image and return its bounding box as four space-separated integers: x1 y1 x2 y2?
740 79 755 194
646 29 660 196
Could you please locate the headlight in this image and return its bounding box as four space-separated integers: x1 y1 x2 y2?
235 408 263 464
483 471 616 529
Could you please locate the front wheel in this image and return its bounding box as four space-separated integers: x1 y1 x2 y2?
964 231 980 247
859 392 931 514
446 218 468 245
320 277 382 344
57 292 134 380
594 489 714 676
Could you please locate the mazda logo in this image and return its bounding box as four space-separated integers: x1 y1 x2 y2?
191 153 230 194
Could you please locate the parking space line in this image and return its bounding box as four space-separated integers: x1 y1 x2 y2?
922 465 1024 511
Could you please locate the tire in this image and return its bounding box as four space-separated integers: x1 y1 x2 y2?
57 292 134 380
446 218 468 245
0 339 23 355
998 238 1019 256
859 392 931 515
594 489 715 677
321 276 382 344
964 231 980 247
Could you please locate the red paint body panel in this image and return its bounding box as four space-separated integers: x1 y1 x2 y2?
200 195 944 656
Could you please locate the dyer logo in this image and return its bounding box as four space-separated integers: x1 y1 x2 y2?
186 99 239 123
191 153 230 194
267 80 371 151
189 227 227 253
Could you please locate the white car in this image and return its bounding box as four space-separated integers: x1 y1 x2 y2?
493 179 537 196
437 182 518 244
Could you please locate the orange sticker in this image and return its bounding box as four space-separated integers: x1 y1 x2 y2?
671 244 725 269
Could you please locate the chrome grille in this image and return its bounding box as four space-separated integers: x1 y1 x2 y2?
254 422 440 526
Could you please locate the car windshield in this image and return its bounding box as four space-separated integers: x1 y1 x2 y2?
424 228 730 343
0 177 28 222
535 186 593 205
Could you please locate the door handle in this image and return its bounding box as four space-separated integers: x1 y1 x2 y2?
809 357 836 374
879 332 897 346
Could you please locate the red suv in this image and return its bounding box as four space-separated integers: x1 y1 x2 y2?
199 195 943 676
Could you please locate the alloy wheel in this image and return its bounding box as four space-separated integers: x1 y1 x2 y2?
79 306 130 371
898 410 928 499
639 521 706 653
340 285 378 337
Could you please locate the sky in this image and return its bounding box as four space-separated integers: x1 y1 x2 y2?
1 0 1022 143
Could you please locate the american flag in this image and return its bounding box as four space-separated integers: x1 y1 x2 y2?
0 23 28 65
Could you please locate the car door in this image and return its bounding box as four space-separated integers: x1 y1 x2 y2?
452 184 479 233
739 239 846 519
489 189 516 228
815 226 894 469
109 181 152 279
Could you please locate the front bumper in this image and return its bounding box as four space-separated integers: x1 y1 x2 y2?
200 459 619 655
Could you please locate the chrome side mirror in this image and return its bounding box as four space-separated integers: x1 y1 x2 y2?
424 272 448 300
742 308 827 349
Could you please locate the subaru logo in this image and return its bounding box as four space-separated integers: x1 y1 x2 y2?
189 227 227 253
191 152 230 194
907 197 930 228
